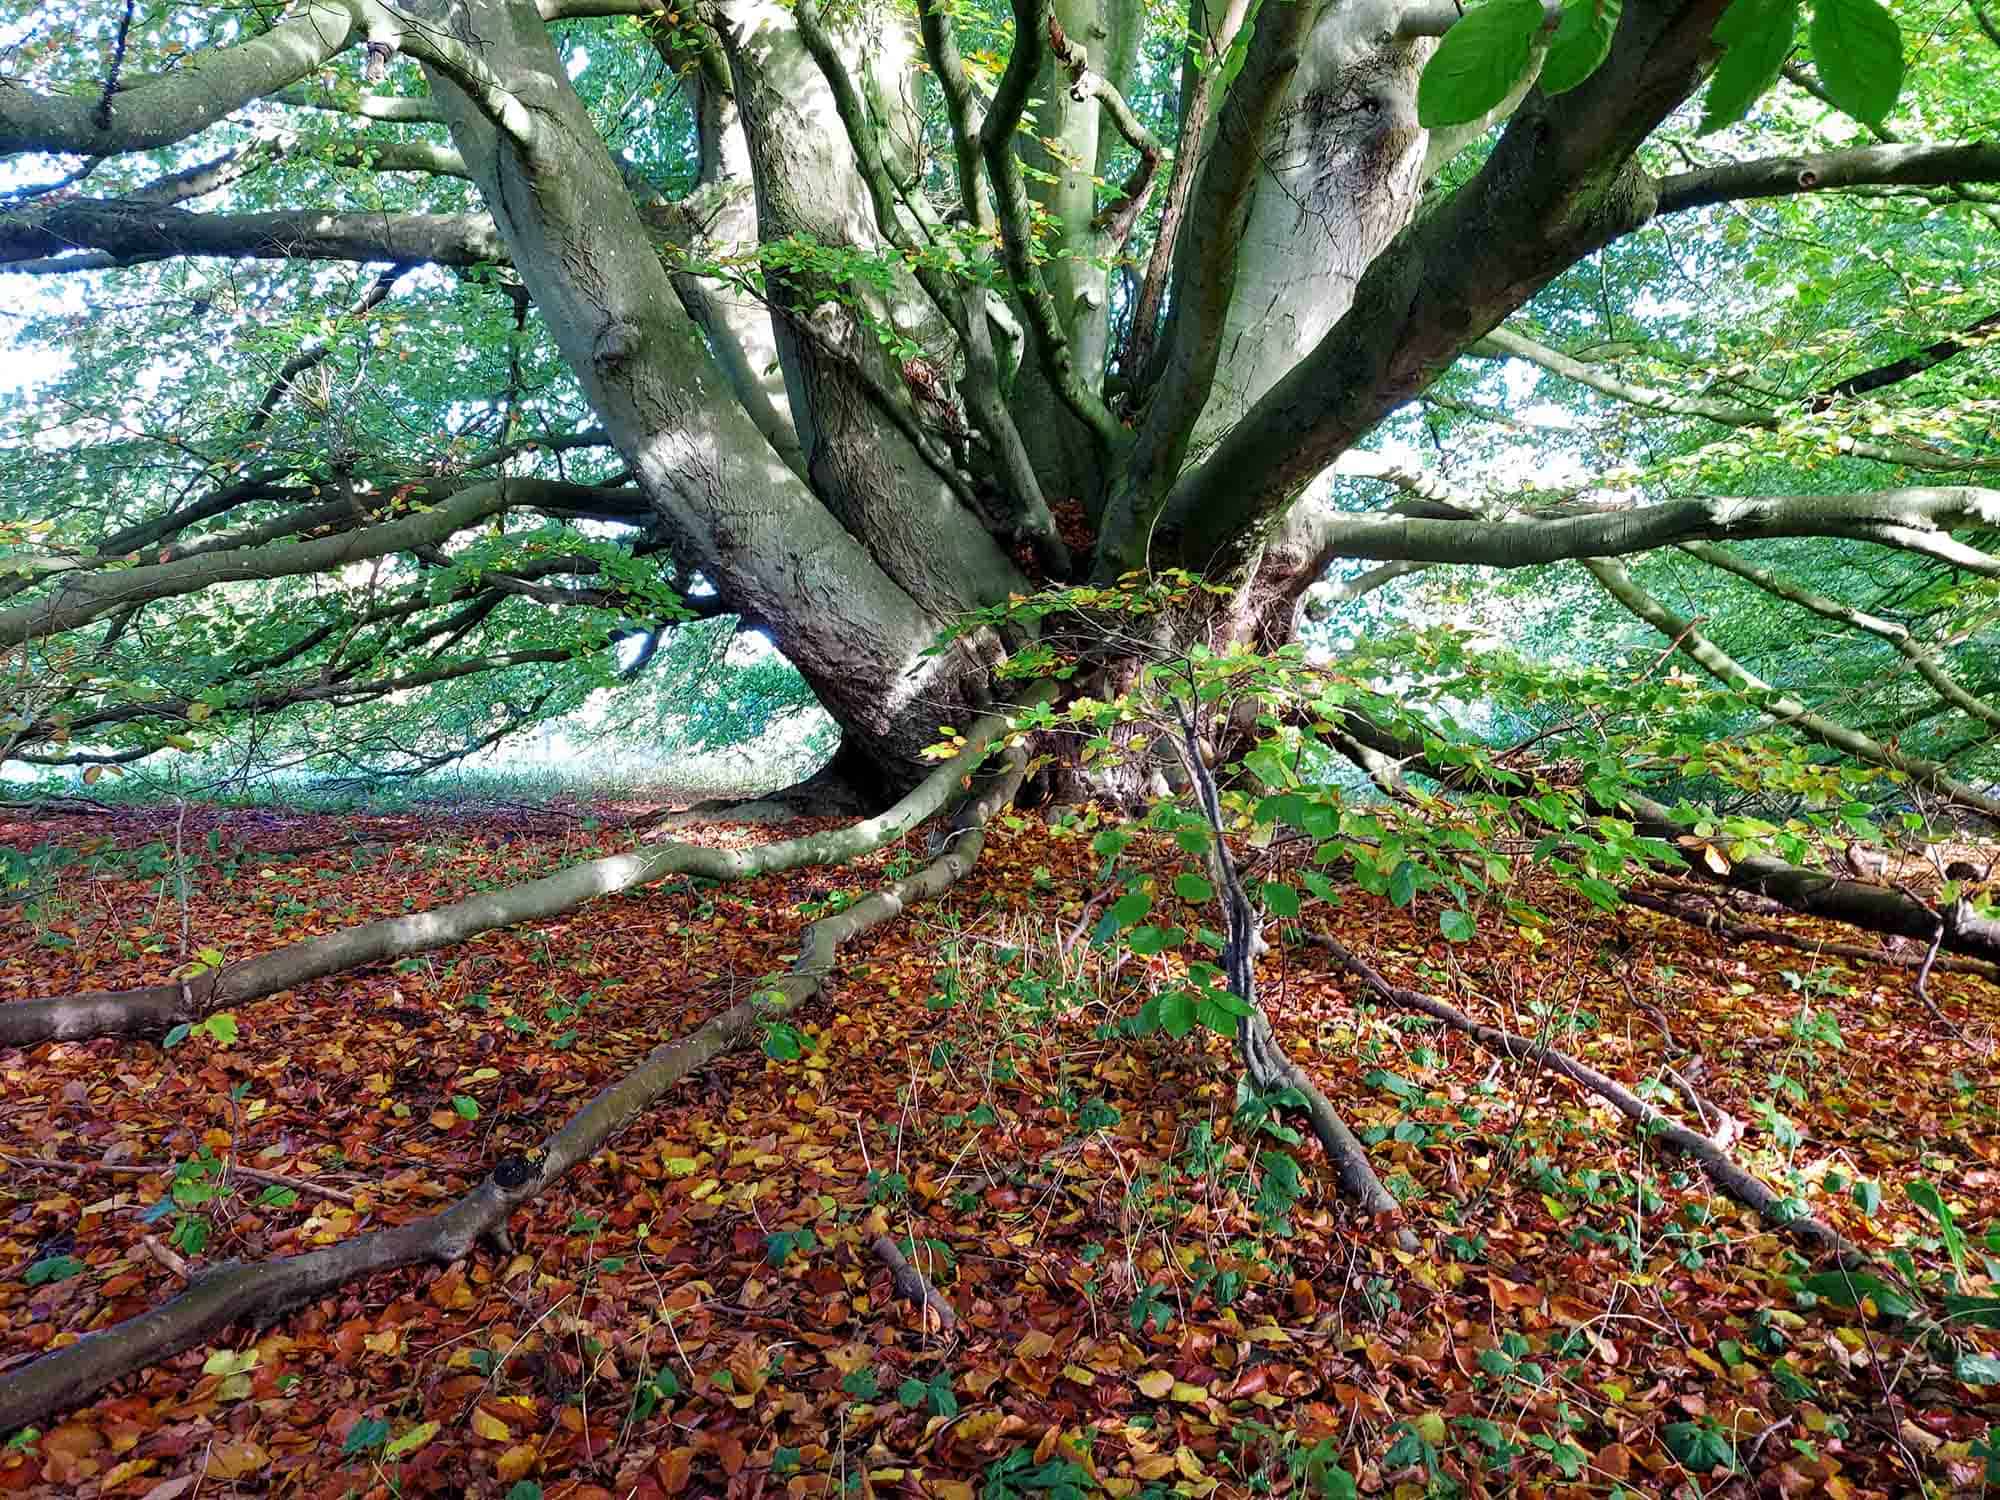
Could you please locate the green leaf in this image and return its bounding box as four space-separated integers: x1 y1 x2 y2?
1109 889 1154 927
1387 861 1419 908
1126 924 1183 956
1440 908 1475 943
840 1366 880 1400
1261 881 1300 918
505 1485 545 1500
1700 0 1798 132
196 1012 240 1047
1300 869 1342 905
1195 997 1242 1036
1957 1354 2000 1385
763 1023 804 1061
254 1185 298 1209
1799 1270 1915 1319
896 1377 927 1408
1944 1295 2000 1328
451 1094 480 1121
1851 1178 1881 1215
1174 873 1215 903
1417 0 1547 128
1540 0 1622 93
1909 1179 1969 1282
1662 1419 1737 1473
342 1416 392 1455
1809 0 1903 124
1158 989 1197 1039
23 1254 85 1287
162 1023 192 1049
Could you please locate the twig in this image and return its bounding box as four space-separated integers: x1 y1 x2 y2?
0 1153 359 1205
140 1235 191 1280
871 1232 957 1333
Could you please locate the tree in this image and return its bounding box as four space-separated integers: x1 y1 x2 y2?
3 0 1996 798
4 0 2000 1434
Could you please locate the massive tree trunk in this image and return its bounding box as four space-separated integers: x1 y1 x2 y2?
412 0 1010 803
5 0 1999 812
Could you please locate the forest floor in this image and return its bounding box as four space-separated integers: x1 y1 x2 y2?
2 802 1999 1499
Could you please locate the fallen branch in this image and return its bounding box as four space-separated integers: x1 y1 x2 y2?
1311 931 1865 1266
0 712 1019 1049
0 740 1028 1434
1622 888 2000 984
0 1153 358 1206
870 1233 957 1333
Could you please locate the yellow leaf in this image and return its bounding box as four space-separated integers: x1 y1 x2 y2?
1061 1364 1097 1386
1170 1381 1207 1404
1016 1330 1058 1360
1174 1445 1205 1480
496 1444 540 1482
384 1421 439 1459
470 1409 512 1442
1135 1369 1174 1399
201 1348 259 1378
207 1442 267 1480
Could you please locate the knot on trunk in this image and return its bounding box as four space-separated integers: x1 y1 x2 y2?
592 319 642 374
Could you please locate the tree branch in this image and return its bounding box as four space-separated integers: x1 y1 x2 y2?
1583 555 2000 820
1656 142 2000 215
1678 540 2000 733
978 0 1127 457
0 2 362 156
0 201 505 271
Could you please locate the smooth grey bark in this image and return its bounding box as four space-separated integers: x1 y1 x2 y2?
0 202 505 271
1148 0 1735 578
719 0 1026 617
415 0 997 789
1187 0 1432 453
1294 486 2000 577
1005 0 1144 504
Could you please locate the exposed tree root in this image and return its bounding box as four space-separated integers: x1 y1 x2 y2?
870 1233 958 1334
1624 887 2000 984
1311 931 1867 1267
0 746 1028 1435
0 717 1013 1049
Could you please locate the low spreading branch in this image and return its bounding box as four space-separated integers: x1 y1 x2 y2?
0 736 1026 1434
1171 690 1409 1240
1311 932 1866 1265
1584 555 2000 821
0 712 1016 1048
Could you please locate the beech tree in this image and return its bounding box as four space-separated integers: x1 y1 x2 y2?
2 0 2000 1434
